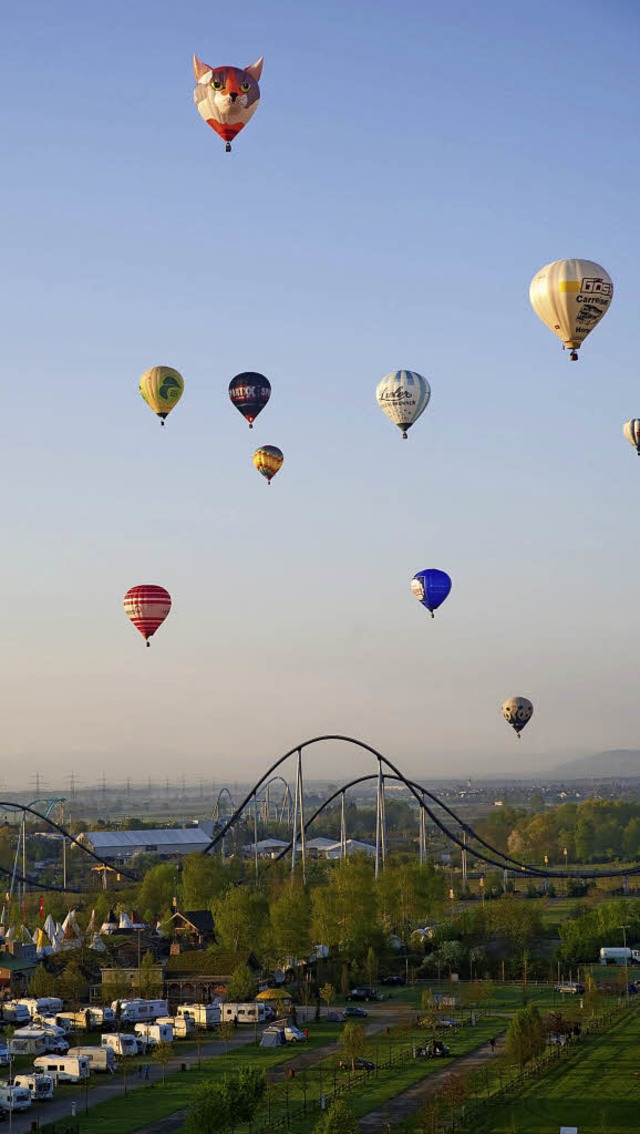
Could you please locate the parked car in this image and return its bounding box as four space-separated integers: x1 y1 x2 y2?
417 1040 450 1058
381 975 406 986
346 988 377 1002
283 1026 306 1043
555 982 585 995
343 1006 368 1018
340 1056 375 1070
439 1018 461 1028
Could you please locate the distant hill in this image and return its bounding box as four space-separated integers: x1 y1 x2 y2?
553 749 640 779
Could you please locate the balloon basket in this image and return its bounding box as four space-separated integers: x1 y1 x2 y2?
225 142 232 152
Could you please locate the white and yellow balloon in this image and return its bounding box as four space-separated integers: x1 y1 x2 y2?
623 420 640 456
529 259 613 360
376 370 431 439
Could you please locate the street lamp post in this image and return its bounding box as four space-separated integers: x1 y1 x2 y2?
620 924 631 1005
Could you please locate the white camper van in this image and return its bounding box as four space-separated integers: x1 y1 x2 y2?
33 1055 90 1083
112 999 169 1023
37 1013 72 1035
220 1002 266 1025
101 1033 138 1058
176 1003 220 1030
68 1045 116 1073
17 997 63 1019
157 1015 194 1038
58 1006 116 1031
14 1072 55 1101
134 1022 173 1047
1 1002 31 1025
10 1028 48 1057
0 1083 32 1112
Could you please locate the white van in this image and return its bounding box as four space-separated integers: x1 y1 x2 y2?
33 1055 90 1083
14 1072 55 1101
0 1043 9 1066
101 1033 138 1058
134 1022 173 1047
0 1083 32 1112
176 1003 220 1029
68 1045 116 1073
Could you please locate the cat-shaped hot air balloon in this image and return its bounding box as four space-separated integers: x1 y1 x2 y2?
193 55 263 152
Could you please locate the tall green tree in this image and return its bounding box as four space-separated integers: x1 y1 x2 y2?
185 1082 230 1134
226 964 258 1003
506 1004 546 1069
212 887 270 954
313 1098 359 1134
339 1021 366 1071
181 854 227 911
136 863 179 923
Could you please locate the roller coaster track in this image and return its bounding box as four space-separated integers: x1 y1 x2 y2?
201 735 640 882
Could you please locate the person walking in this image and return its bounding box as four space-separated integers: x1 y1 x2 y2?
144 1064 150 1080
490 1036 496 1053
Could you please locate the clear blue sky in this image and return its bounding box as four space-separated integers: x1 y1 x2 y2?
1 0 639 788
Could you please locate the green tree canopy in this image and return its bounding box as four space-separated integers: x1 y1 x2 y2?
313 1097 360 1134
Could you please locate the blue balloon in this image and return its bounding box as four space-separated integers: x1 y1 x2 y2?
410 569 452 618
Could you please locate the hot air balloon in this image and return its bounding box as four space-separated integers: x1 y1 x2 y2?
139 367 184 425
501 696 533 739
124 585 172 647
229 373 271 428
410 569 452 618
376 370 431 438
623 420 640 455
253 445 283 484
529 259 613 360
193 55 263 152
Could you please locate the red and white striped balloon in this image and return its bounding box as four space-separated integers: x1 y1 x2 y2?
123 585 172 647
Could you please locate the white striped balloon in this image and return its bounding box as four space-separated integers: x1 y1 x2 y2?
623 420 640 455
376 370 431 439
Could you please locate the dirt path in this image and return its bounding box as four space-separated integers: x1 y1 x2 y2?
358 1031 506 1132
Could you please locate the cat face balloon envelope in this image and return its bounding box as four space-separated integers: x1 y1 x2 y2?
193 55 263 151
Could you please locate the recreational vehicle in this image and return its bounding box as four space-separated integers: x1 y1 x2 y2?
68 1045 116 1073
10 1027 48 1057
176 1003 220 1030
220 1002 266 1025
33 1055 90 1083
13 1072 55 1101
101 1032 138 1058
1 1002 31 1025
0 1083 32 1112
134 1022 173 1047
17 997 63 1019
112 998 169 1023
157 1015 194 1038
58 1006 115 1030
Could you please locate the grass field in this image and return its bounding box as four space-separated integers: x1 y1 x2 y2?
467 1009 640 1133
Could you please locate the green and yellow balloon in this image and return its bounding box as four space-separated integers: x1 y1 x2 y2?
139 366 184 426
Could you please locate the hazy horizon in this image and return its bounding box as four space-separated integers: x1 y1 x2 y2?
2 1 639 785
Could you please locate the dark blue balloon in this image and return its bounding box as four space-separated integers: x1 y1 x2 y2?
411 569 452 618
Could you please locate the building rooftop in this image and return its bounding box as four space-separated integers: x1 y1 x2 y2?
81 829 212 849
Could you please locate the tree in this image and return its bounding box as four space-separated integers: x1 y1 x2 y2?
313 1097 360 1134
136 863 179 923
212 887 270 955
225 1067 266 1128
268 885 312 964
152 1041 173 1086
226 963 257 1003
57 961 86 1008
506 1004 546 1070
186 1082 230 1134
181 853 226 911
136 950 163 998
27 965 59 999
218 1019 234 1054
320 983 335 1012
339 1021 366 1071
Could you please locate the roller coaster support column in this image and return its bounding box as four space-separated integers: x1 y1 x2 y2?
340 791 347 860
253 793 259 882
22 816 27 898
461 829 468 889
291 749 307 885
375 761 386 880
419 804 426 865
